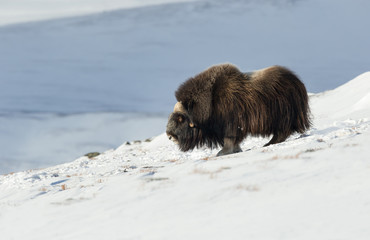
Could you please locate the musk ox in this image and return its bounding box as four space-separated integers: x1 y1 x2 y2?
166 63 311 156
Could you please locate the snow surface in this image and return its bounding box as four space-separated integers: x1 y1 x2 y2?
1 72 370 239
1 0 370 174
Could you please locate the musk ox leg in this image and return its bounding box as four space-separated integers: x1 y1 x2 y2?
217 137 242 156
264 132 290 147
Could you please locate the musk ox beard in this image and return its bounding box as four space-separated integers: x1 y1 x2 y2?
166 63 311 156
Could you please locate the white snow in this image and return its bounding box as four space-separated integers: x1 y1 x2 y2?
1 72 370 239
311 72 370 123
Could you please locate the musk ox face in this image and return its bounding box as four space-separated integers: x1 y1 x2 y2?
166 102 197 151
166 112 190 144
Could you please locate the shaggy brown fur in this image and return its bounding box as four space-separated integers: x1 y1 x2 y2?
166 63 311 156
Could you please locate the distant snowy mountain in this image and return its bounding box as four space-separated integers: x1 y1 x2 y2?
1 72 370 240
0 0 197 26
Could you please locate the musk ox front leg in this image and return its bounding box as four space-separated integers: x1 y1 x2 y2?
217 137 242 156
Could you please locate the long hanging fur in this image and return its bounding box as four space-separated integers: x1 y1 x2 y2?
167 63 311 152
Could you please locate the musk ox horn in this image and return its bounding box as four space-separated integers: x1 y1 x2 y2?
172 102 195 128
173 102 186 113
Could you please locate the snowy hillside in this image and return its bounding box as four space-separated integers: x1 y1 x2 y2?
1 72 369 239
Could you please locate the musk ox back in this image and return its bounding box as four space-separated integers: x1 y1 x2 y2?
166 64 311 156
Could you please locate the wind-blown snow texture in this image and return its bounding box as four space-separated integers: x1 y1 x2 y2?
1 72 370 239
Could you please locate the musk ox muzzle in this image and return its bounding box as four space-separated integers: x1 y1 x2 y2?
166 63 311 156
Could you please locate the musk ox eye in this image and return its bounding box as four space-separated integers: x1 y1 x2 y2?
178 115 183 123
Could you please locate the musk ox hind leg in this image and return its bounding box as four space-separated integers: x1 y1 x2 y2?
263 132 290 147
217 137 242 156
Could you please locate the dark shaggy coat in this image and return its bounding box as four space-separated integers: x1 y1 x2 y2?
169 63 311 153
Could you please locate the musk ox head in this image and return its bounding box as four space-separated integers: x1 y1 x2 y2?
166 102 198 151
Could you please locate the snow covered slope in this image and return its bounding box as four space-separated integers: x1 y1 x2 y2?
1 73 369 239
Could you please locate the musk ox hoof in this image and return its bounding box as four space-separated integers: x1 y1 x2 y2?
217 145 242 157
